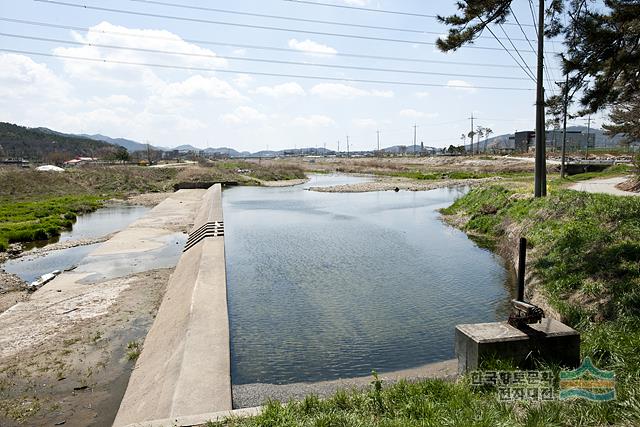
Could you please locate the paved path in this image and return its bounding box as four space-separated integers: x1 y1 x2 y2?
569 176 639 196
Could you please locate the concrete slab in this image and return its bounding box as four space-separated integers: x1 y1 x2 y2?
114 184 231 426
455 319 580 373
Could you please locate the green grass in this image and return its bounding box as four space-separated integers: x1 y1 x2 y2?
209 184 640 426
0 195 103 251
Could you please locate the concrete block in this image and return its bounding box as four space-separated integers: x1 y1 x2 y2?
455 319 580 373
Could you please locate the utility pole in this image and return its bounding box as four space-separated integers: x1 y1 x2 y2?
561 74 569 178
585 115 592 160
337 140 340 156
323 142 326 157
376 129 380 155
413 124 417 156
534 0 547 197
469 114 474 155
346 135 350 158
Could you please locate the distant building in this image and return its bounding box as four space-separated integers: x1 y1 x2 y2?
64 156 97 166
511 130 596 152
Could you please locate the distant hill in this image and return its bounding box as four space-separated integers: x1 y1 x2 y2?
0 122 120 161
78 133 157 152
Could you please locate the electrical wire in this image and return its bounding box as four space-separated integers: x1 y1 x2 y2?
1 17 552 70
283 0 535 27
478 22 537 82
0 48 536 91
499 24 536 81
32 0 543 52
0 32 532 81
129 0 536 43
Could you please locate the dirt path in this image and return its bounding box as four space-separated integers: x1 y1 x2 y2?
569 176 639 196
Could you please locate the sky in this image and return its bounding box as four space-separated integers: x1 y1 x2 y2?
0 0 603 152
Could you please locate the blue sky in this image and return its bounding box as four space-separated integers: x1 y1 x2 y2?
0 0 599 151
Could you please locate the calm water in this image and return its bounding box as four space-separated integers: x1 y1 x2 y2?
224 174 514 385
4 206 150 283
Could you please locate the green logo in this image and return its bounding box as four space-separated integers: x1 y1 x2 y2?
559 357 615 401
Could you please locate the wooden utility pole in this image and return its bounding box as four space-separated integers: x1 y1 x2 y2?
337 140 340 155
534 0 547 197
585 115 592 159
413 124 417 156
469 114 474 155
561 73 569 178
346 135 350 158
376 129 380 154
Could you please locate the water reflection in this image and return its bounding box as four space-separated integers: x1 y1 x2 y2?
4 206 150 283
224 174 513 385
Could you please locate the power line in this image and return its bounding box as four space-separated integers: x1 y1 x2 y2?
526 0 557 98
32 0 543 52
1 17 550 70
0 32 532 81
479 21 537 82
283 0 535 27
499 25 536 81
0 48 535 91
130 0 537 44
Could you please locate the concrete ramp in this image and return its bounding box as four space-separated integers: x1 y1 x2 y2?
114 184 231 426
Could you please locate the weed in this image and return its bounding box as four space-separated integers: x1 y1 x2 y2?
126 341 141 361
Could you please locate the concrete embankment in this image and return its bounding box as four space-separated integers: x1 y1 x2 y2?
0 190 205 426
114 184 231 426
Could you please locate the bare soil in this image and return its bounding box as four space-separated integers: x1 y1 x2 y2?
0 268 171 427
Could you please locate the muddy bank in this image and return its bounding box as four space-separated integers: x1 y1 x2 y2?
233 359 456 408
0 268 171 427
111 192 174 207
310 176 502 193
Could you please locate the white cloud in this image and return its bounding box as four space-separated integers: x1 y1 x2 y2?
221 106 267 125
341 0 369 5
0 53 71 101
159 75 243 100
353 118 378 128
291 114 335 127
415 91 430 98
232 74 253 88
399 109 439 119
310 83 393 99
53 21 227 85
446 80 477 93
252 82 306 98
288 39 337 56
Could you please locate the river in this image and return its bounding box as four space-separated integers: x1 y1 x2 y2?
224 174 514 385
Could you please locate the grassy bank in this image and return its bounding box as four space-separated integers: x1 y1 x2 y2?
0 162 306 251
0 195 103 251
210 184 640 426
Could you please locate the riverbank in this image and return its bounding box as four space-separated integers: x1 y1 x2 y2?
309 175 502 192
233 359 456 409
0 190 205 426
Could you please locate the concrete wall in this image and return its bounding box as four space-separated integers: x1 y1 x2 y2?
114 184 231 426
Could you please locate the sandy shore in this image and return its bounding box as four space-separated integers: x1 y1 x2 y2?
233 359 456 408
260 178 309 187
310 176 502 193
